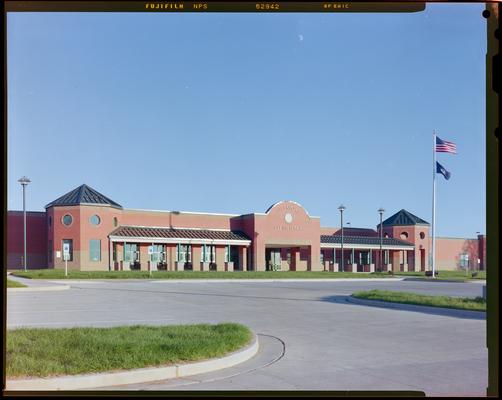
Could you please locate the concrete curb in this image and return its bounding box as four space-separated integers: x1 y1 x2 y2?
347 296 486 319
401 277 486 284
6 333 259 391
150 278 406 283
7 285 71 292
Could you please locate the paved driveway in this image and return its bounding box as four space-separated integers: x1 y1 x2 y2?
7 279 487 395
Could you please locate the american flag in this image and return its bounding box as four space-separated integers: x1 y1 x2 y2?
436 136 457 154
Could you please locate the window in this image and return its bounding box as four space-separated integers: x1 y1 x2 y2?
89 240 101 261
62 239 73 261
177 244 192 262
124 243 139 262
460 253 470 269
62 214 73 226
320 251 324 265
419 232 425 239
224 245 230 262
400 232 409 240
48 240 53 263
113 217 118 227
89 215 101 225
150 245 166 262
48 216 52 227
202 245 215 263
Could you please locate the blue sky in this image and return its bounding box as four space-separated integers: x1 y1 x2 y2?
7 3 486 237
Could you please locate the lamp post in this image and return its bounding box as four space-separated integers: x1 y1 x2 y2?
338 205 346 272
378 207 385 271
476 231 481 271
18 176 31 271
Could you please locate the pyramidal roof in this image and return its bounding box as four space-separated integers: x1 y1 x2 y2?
45 184 122 209
381 209 429 226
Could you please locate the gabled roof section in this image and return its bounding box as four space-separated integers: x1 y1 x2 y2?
45 184 122 209
381 209 429 226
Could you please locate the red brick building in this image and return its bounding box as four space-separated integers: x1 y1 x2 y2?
6 184 486 272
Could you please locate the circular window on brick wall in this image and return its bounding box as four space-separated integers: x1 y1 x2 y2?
420 232 425 239
400 232 409 240
62 214 73 226
89 215 101 225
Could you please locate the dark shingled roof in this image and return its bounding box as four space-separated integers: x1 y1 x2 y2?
109 226 251 242
45 184 122 209
321 235 413 247
332 227 378 237
381 209 429 226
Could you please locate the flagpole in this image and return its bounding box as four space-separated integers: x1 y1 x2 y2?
432 130 436 278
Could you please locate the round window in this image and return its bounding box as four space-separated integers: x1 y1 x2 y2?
62 214 73 226
113 217 118 227
89 215 101 225
384 233 389 238
419 232 425 239
400 232 409 240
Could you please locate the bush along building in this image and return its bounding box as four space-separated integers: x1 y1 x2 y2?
6 184 486 272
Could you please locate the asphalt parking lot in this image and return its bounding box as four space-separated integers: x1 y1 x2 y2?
7 279 487 395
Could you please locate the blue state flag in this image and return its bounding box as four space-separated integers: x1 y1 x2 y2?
436 161 451 180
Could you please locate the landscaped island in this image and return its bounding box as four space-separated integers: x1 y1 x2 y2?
7 279 27 288
6 323 252 378
351 290 486 312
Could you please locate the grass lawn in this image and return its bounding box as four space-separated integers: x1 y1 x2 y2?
352 289 486 311
11 270 398 280
394 270 486 280
7 279 27 288
6 323 252 378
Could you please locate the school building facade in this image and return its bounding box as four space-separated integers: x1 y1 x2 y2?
6 184 486 272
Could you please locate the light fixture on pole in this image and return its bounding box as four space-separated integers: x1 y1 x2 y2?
378 207 385 272
476 232 481 271
18 176 31 272
338 205 346 272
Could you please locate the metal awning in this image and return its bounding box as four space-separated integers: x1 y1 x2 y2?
109 226 251 246
320 235 414 250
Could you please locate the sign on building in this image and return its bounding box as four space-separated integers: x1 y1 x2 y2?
63 243 70 261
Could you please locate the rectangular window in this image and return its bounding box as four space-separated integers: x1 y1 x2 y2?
62 239 73 261
202 245 215 263
124 243 138 262
177 244 191 262
90 240 101 262
150 245 165 262
225 245 230 263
